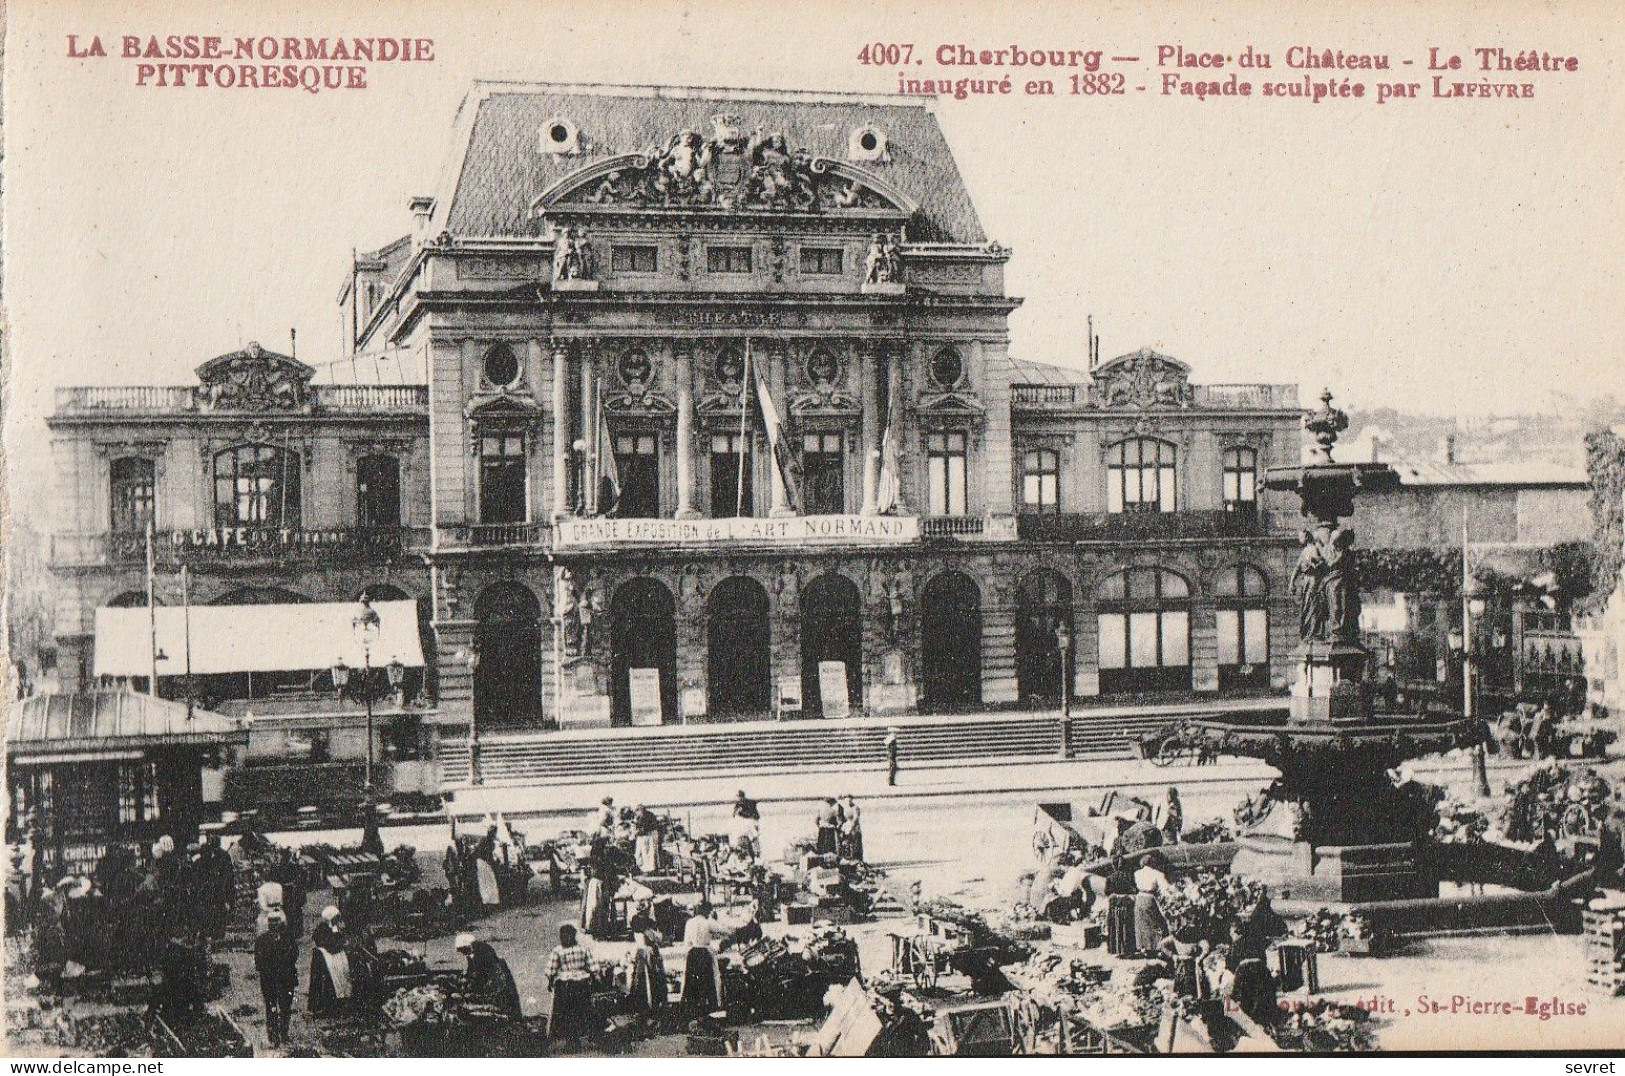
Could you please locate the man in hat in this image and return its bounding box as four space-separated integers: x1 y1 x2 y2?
254 911 299 1046
838 794 864 861
457 931 522 1020
885 729 900 786
308 906 354 1015
593 797 616 836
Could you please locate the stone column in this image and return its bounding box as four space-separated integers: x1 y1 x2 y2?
860 342 881 515
884 343 910 514
674 344 699 519
551 339 572 520
766 343 793 517
580 345 597 515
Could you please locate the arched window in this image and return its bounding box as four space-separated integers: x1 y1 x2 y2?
1096 567 1191 693
356 455 401 528
110 457 155 534
1106 438 1176 514
213 445 300 528
1223 447 1258 514
1214 565 1270 690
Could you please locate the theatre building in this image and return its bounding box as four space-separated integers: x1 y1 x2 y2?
47 82 1302 791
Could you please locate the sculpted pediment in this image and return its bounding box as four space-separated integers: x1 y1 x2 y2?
1092 347 1193 409
531 115 918 218
465 392 542 420
916 390 986 417
195 342 313 412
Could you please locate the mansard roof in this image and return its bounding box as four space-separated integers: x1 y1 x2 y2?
433 82 987 243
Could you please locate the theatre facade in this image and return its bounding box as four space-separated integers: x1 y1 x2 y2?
47 82 1302 792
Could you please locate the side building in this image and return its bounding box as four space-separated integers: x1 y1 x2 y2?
48 82 1303 794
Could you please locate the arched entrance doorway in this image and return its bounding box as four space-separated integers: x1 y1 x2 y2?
920 571 981 711
707 576 771 718
610 579 677 726
474 582 543 728
1016 570 1074 706
800 573 863 717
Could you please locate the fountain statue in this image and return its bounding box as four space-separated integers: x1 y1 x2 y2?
1186 390 1484 903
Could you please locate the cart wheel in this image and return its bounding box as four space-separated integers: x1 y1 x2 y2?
1153 739 1180 767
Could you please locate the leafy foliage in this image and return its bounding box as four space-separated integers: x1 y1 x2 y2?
1584 429 1625 613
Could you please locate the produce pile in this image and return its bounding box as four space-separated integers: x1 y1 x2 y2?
1433 798 1491 844
1180 819 1233 845
1290 908 1345 953
1002 948 1112 1005
382 983 451 1028
1159 872 1269 944
1499 763 1611 843
1272 999 1377 1052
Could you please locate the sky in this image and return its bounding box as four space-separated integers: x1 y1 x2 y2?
4 0 1623 495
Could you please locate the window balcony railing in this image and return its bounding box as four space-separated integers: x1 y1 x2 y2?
921 515 1018 541
1016 508 1279 542
437 521 551 549
51 526 427 567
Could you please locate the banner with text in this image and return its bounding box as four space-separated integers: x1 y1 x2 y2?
554 514 920 549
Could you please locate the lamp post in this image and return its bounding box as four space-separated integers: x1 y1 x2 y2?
466 646 483 786
333 595 384 797
1054 621 1072 759
1461 509 1491 797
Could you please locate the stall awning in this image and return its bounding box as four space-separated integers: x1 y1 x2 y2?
93 600 425 678
6 692 247 759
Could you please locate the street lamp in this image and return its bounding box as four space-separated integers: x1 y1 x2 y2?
1463 574 1491 797
352 595 383 795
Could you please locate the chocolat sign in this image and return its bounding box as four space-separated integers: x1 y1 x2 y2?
554 513 920 548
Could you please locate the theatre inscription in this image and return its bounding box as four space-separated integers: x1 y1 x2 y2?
554 514 920 548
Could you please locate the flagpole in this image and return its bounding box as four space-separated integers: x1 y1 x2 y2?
146 519 159 698
182 564 194 719
737 340 752 517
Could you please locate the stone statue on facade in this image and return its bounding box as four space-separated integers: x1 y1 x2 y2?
883 234 903 283
557 567 584 657
864 234 889 284
553 226 593 281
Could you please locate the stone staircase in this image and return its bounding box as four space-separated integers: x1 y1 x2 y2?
437 699 1285 789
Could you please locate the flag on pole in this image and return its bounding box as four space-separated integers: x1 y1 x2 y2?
594 377 620 516
751 348 803 513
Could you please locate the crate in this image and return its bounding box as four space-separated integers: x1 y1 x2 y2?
1582 909 1625 995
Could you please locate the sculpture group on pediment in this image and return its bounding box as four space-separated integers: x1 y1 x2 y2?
198 342 311 412
563 119 892 213
1094 349 1193 410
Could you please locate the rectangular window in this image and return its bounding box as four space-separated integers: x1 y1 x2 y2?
927 431 968 516
1130 611 1160 667
611 244 658 273
1099 613 1127 670
479 432 527 524
1162 610 1190 666
614 433 660 518
711 433 752 517
1220 608 1270 666
1020 448 1060 514
356 455 402 528
707 246 753 274
801 432 845 514
799 247 843 275
110 458 156 534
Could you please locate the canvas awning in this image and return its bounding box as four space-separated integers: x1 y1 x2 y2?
93 600 425 678
6 692 247 759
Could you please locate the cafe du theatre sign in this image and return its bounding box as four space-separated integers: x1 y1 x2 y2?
554 513 921 550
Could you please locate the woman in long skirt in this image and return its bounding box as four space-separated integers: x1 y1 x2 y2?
1103 857 1138 957
680 903 722 1016
545 924 596 1047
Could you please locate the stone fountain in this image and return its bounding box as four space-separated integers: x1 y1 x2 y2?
1188 391 1484 903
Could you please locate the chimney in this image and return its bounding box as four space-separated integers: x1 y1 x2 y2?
409 195 436 246
1439 434 1457 466
1368 436 1382 463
